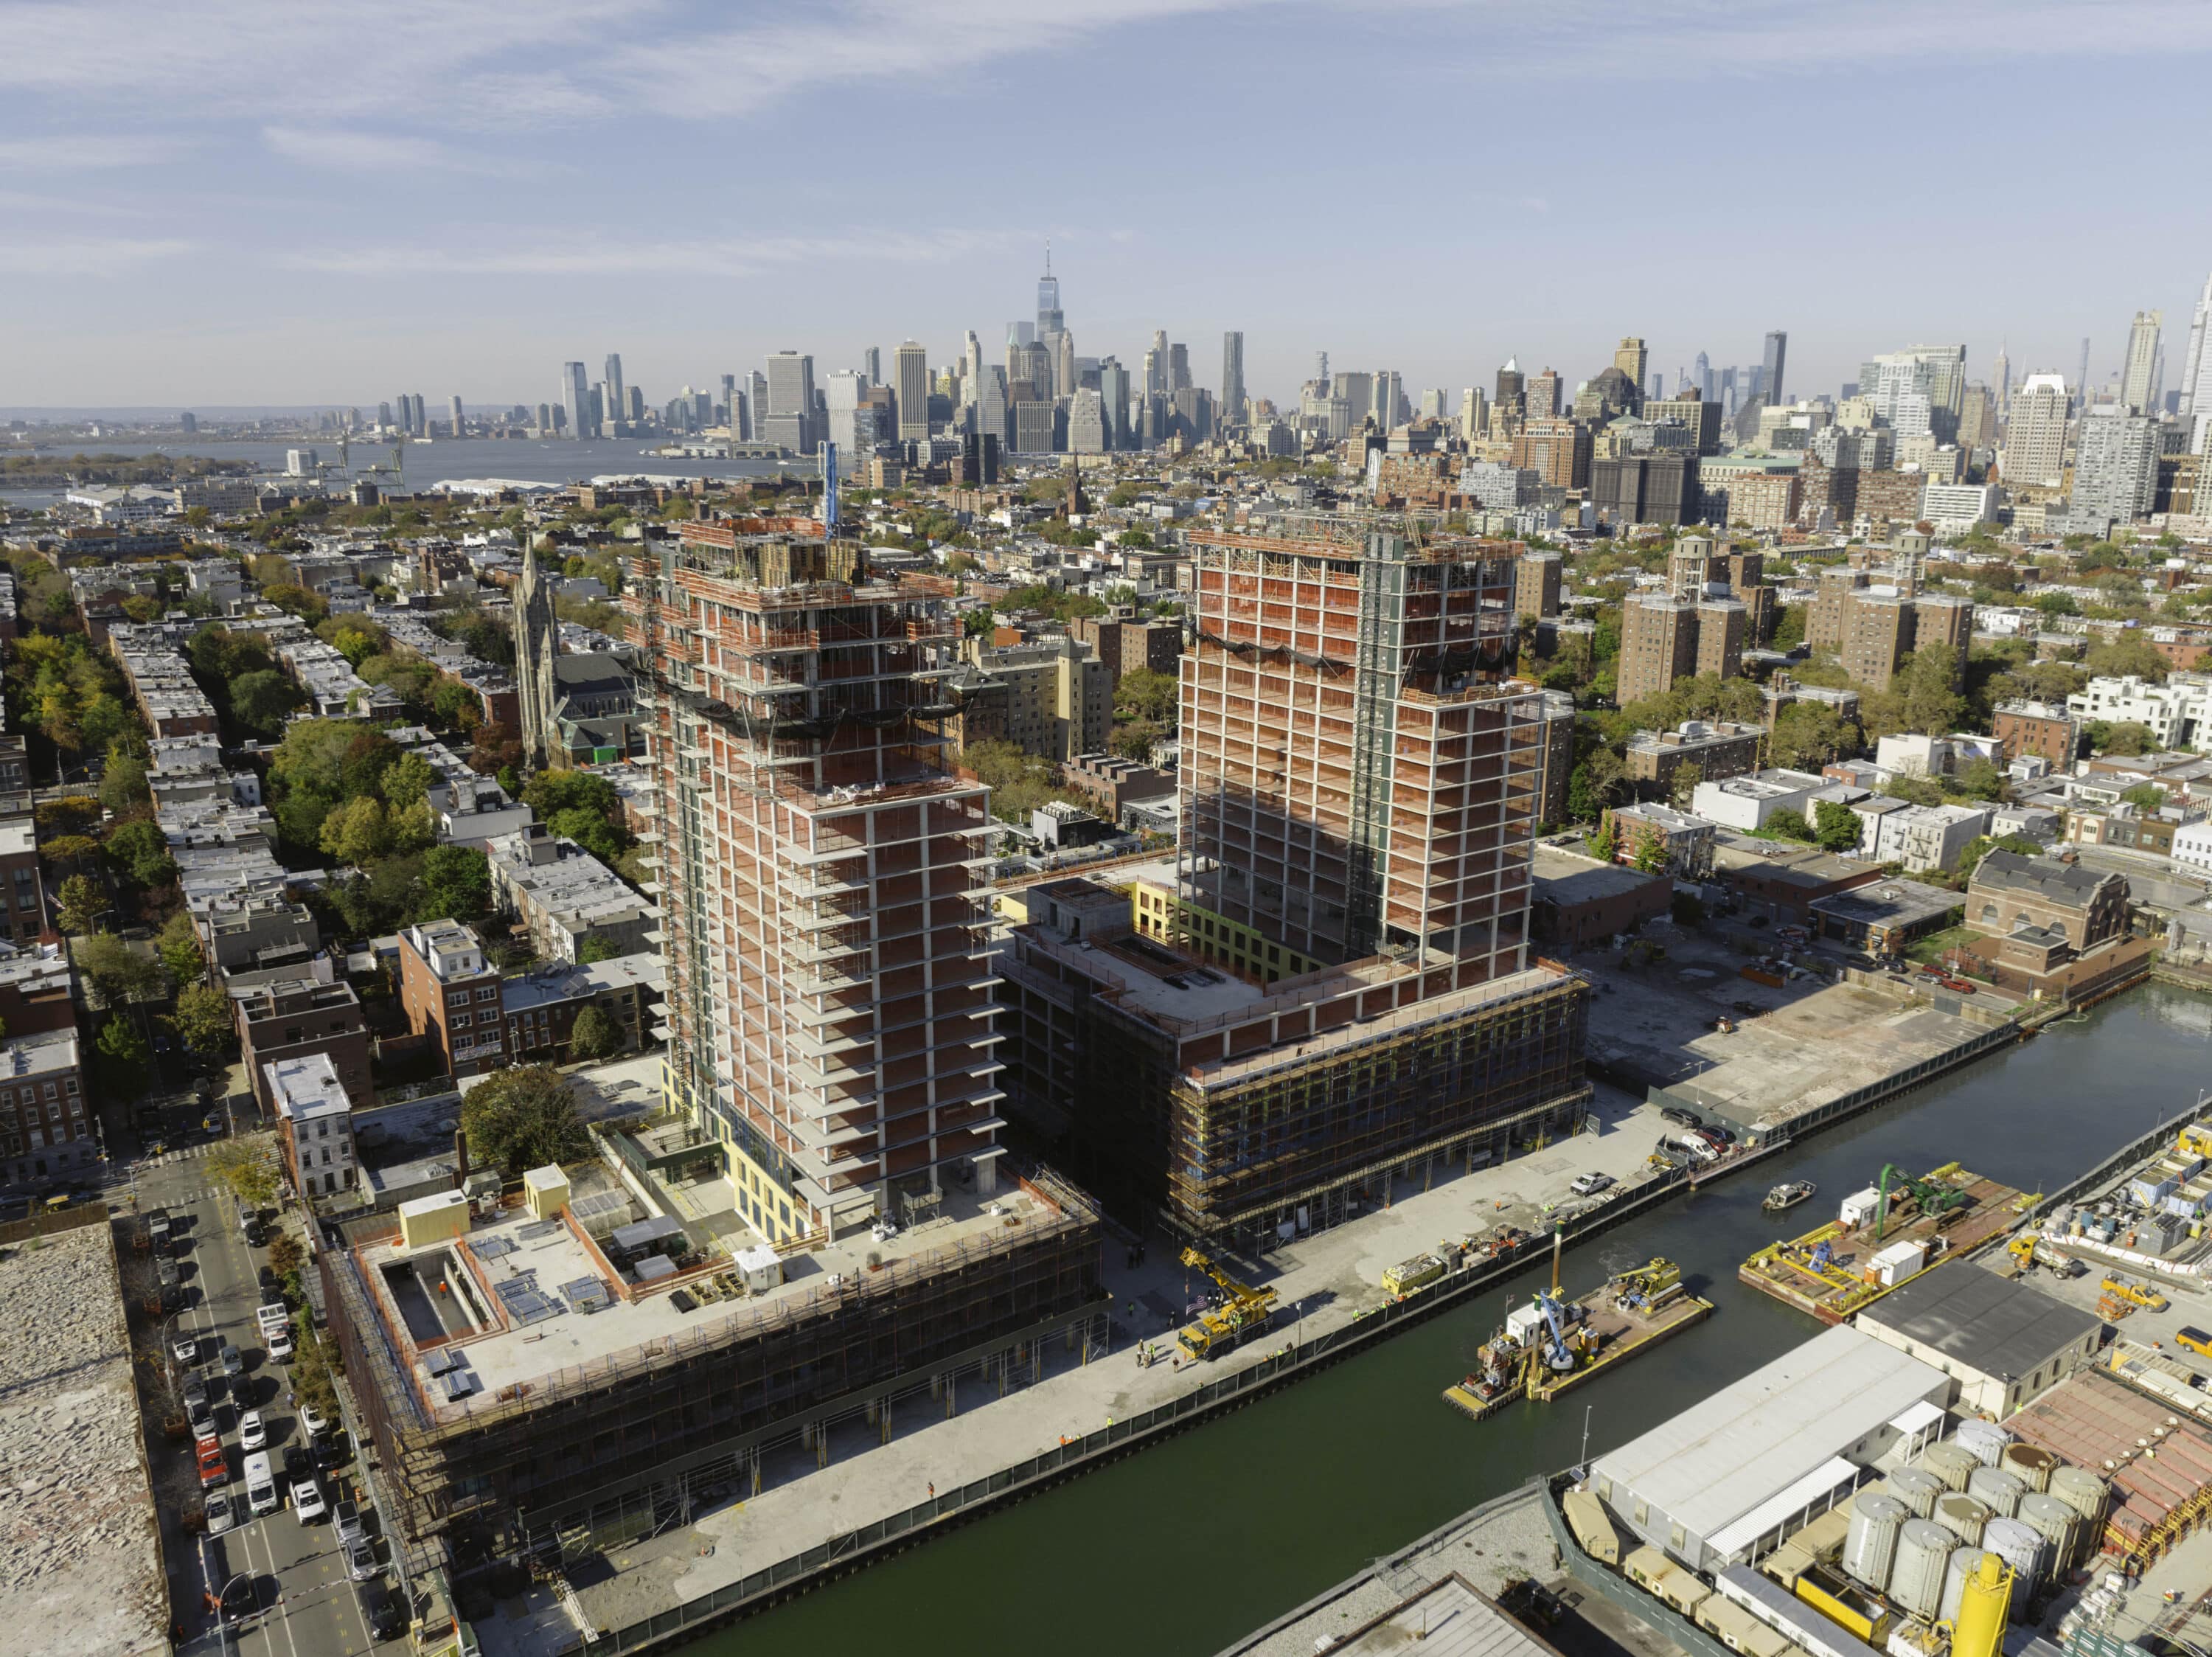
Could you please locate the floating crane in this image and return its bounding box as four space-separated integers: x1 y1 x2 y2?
1874 1162 1967 1240
1175 1247 1279 1362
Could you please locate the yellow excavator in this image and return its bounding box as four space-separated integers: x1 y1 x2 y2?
1175 1247 1280 1361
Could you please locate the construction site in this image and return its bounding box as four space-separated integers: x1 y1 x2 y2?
320 1156 1105 1563
1000 516 1593 1248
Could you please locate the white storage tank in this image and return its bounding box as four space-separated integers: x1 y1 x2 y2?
1938 1546 1981 1623
2046 1465 2107 1540
1967 1467 2026 1518
1921 1442 1980 1493
2017 1492 2078 1569
1935 1493 1991 1546
1955 1420 2012 1466
1844 1494 1910 1591
1889 1467 1944 1519
1890 1518 1955 1619
1981 1516 2045 1608
2001 1443 2057 1492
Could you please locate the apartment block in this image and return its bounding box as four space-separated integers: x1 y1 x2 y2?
957 635 1113 761
268 1052 356 1201
497 952 662 1063
1590 451 1700 526
1509 416 1590 490
397 919 509 1079
1531 688 1576 828
1992 701 2082 769
1515 550 1562 621
1001 518 1591 1246
2066 673 2212 751
1068 611 1183 683
234 973 373 1114
1618 595 1700 706
1624 720 1763 793
0 1029 88 1189
630 518 1007 1239
484 824 658 963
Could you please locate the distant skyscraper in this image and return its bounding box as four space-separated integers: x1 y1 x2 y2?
1036 249 1063 338
719 373 737 423
180 411 197 433
2121 310 2163 414
973 364 1009 449
2003 373 2071 488
748 372 768 438
562 361 592 439
1992 341 2011 417
1097 358 1129 450
1694 351 1711 401
1054 332 1076 408
448 395 464 435
1313 350 1329 386
1168 342 1191 393
603 354 625 431
964 330 983 395
2180 274 2212 425
1613 338 1648 405
2070 406 2160 532
1148 330 1169 397
1460 388 1487 443
2075 337 2091 411
1761 330 1787 406
762 352 815 452
862 347 881 385
1220 332 1245 425
894 341 931 442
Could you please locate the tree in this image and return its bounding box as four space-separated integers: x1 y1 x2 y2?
1113 667 1178 726
567 1004 623 1061
34 795 100 838
1627 822 1668 874
1764 807 1815 842
319 796 395 866
1769 704 1849 771
1671 892 1706 927
1951 760 2006 802
382 750 437 811
266 1229 304 1277
40 833 100 871
1567 748 1627 824
99 748 150 815
2100 721 2154 757
1585 811 1621 864
1891 645 1964 736
262 583 328 623
229 670 302 737
461 1066 593 1175
549 806 626 863
95 1017 152 1097
170 981 236 1055
2082 636 2170 684
55 873 105 934
420 845 492 920
105 819 177 889
156 910 205 986
576 935 622 965
76 931 165 1008
1667 760 1704 811
2121 782 2168 811
1812 798 1863 853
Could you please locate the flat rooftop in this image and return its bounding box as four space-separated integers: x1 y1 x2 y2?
0 1220 168 1657
358 1173 1062 1423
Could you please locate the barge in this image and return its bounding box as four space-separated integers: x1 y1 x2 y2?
1444 1256 1714 1420
1739 1161 2028 1324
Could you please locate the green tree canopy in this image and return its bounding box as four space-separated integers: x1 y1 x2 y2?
1812 798 1863 853
421 845 492 920
95 1017 152 1097
461 1066 593 1175
170 980 237 1055
55 873 105 934
567 1004 623 1060
104 819 177 889
1764 807 1815 842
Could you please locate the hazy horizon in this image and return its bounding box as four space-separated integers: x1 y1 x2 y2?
8 1 2211 409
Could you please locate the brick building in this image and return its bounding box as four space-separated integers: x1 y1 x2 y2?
1515 551 1562 620
267 1051 356 1201
1068 611 1182 684
234 974 374 1114
0 1029 88 1189
1618 594 1744 705
1992 701 2082 769
397 919 509 1079
496 952 662 1064
1624 720 1764 794
1531 847 1671 947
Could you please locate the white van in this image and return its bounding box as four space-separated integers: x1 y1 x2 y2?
244 1451 279 1517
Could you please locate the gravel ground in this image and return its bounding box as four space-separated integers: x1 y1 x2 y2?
0 1220 169 1657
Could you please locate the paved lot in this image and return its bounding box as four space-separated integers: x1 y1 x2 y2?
137 1147 403 1657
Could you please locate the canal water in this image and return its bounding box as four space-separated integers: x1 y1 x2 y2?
689 986 2212 1657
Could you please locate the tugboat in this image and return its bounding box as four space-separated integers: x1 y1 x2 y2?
1762 1179 1816 1214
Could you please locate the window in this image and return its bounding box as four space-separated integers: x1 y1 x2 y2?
316 1122 328 1139
477 985 498 1002
447 991 470 1010
452 1012 470 1029
41 1083 55 1101
62 1079 76 1097
284 1027 302 1044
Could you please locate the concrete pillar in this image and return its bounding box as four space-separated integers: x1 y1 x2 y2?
865 1396 879 1425
975 1154 998 1196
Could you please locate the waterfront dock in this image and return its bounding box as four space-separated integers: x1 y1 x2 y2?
1738 1162 2028 1323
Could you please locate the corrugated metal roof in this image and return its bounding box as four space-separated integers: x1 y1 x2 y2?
1593 1325 1945 1545
1857 1264 2100 1381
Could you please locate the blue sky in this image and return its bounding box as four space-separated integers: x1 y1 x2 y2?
6 0 2211 411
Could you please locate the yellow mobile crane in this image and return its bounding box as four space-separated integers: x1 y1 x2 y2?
1175 1247 1280 1361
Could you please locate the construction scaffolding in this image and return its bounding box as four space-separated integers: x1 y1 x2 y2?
321 1170 1105 1557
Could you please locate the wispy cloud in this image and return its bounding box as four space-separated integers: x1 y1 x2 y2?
0 236 194 274
261 126 526 176
0 134 180 169
279 226 1026 277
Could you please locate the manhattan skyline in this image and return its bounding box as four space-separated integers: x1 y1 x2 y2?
5 0 2212 405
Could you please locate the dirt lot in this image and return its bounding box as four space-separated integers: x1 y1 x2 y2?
1573 922 1994 1136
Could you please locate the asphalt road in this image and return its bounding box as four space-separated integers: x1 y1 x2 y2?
142 1149 402 1657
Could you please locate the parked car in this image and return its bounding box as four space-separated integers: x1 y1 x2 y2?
197 1441 228 1489
291 1476 327 1524
1570 1172 1617 1197
1658 1106 1700 1130
333 1498 365 1546
204 1487 236 1535
219 1342 243 1380
239 1410 267 1452
358 1580 406 1641
172 1333 201 1366
299 1401 330 1437
343 1533 379 1583
267 1326 295 1363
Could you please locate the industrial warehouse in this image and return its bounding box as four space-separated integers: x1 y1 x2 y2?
1554 1293 2212 1657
